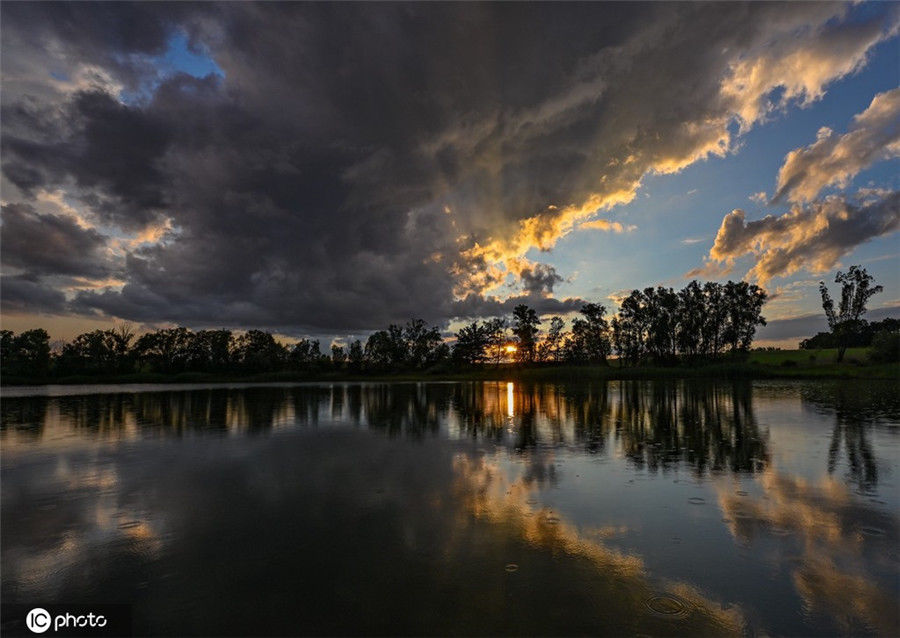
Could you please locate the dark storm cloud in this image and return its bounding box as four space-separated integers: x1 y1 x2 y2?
451 293 585 320
1 2 896 333
0 1 179 94
0 203 113 279
1 275 67 315
3 91 172 229
519 264 565 296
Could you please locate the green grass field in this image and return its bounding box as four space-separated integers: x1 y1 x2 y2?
747 347 871 366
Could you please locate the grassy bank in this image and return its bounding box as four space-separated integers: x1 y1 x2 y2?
2 348 897 387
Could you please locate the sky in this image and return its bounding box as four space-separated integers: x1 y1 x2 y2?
1 2 898 347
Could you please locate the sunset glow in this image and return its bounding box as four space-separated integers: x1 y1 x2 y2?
2 6 898 637
0 2 896 346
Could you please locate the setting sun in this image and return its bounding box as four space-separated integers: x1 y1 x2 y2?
505 344 517 353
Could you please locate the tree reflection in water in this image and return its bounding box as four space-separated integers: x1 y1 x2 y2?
801 380 899 492
4 380 898 489
2 379 897 636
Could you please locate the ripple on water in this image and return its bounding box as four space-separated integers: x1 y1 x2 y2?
736 490 748 496
505 563 519 572
688 497 706 505
857 526 887 538
644 593 692 618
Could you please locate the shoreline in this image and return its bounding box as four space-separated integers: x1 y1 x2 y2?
3 360 898 388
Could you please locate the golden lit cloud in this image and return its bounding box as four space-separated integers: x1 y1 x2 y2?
579 219 636 233
454 189 637 297
721 14 898 130
689 192 900 286
773 88 900 203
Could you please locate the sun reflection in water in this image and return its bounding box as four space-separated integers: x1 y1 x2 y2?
507 382 514 418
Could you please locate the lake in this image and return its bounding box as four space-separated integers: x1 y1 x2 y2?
2 379 898 636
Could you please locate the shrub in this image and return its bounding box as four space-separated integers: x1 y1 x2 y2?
869 330 900 363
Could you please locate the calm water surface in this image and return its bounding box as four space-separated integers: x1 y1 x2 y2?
2 380 898 636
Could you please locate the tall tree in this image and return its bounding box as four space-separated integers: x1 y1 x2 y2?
453 321 489 365
331 344 346 367
232 330 286 373
347 340 364 371
59 329 118 374
820 265 883 362
543 316 566 363
722 281 767 353
108 323 135 373
567 304 611 364
615 290 649 365
676 280 705 359
403 319 444 369
512 304 541 363
364 327 405 369
483 317 508 365
643 287 679 364
2 329 51 377
701 282 728 357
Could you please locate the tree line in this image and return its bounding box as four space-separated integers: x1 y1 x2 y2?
1 279 772 380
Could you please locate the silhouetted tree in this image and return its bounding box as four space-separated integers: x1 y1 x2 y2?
108 323 135 373
565 304 611 364
364 325 406 370
512 304 541 363
869 328 900 363
331 344 346 368
819 265 883 362
677 280 705 359
800 318 900 350
403 319 444 369
1 328 51 377
613 290 648 365
644 287 679 363
191 329 234 371
59 329 119 374
232 330 286 373
133 327 194 373
483 317 508 365
290 339 323 370
453 321 489 365
347 340 364 371
538 316 566 362
702 281 728 357
723 281 767 353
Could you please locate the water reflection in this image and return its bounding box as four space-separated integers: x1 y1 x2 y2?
3 381 778 479
3 381 774 472
801 382 900 492
717 468 899 634
2 380 898 636
451 453 745 636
